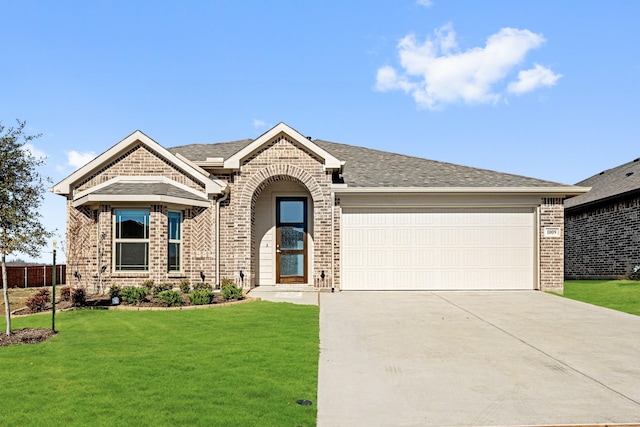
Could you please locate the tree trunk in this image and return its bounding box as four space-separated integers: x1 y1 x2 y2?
2 253 11 336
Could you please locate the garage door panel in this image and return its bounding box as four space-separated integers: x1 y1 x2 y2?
342 207 535 290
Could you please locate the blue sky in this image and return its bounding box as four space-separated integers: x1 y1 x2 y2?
2 0 639 263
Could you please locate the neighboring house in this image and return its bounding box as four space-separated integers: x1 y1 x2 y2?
565 157 640 279
53 123 587 294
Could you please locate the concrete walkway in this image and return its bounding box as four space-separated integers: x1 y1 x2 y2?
247 286 320 306
318 291 640 426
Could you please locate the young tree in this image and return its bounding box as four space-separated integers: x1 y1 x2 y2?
0 120 53 335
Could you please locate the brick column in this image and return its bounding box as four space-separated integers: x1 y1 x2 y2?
540 198 564 293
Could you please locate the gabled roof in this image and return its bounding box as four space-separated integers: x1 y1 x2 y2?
170 135 588 195
52 130 227 196
168 124 345 171
565 157 640 211
218 123 342 170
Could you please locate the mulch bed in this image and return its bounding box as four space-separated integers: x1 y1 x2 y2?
0 328 57 347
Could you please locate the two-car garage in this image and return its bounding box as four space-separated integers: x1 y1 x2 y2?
340 206 537 291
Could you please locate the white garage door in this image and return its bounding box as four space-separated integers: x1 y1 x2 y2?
341 207 536 290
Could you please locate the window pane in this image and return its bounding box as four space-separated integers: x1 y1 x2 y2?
116 242 149 271
280 227 304 250
116 210 149 239
279 201 304 223
168 243 180 271
281 254 304 277
168 212 181 240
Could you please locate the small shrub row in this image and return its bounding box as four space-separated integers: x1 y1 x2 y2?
157 290 182 307
120 287 148 305
107 277 244 307
179 279 191 294
189 289 214 305
152 283 173 296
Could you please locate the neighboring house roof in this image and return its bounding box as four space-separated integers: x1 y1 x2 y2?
170 138 572 189
565 157 640 211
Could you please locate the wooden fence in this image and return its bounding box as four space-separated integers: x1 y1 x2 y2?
0 265 66 288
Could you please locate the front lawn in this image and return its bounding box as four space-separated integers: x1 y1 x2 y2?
0 301 319 426
562 280 640 316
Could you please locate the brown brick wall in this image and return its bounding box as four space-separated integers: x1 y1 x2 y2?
75 144 205 195
540 198 565 293
65 144 217 292
217 135 334 288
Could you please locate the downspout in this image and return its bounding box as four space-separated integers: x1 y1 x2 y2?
331 192 335 292
216 189 230 288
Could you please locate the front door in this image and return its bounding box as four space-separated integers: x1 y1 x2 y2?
276 197 307 284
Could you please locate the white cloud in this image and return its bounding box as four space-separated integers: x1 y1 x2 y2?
507 64 562 94
252 119 268 128
375 24 559 109
416 0 434 8
22 143 47 160
67 150 96 168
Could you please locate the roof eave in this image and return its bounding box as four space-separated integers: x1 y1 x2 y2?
333 186 592 196
73 194 210 208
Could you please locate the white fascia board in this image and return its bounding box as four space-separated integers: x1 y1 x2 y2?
52 130 227 196
333 186 592 197
73 176 209 201
223 122 343 170
73 194 210 208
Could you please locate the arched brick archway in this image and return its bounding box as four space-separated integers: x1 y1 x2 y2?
235 164 330 288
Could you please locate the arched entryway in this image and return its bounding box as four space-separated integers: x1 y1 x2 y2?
235 165 328 287
253 180 314 286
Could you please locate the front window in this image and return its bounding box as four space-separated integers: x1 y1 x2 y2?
168 211 182 272
114 209 150 271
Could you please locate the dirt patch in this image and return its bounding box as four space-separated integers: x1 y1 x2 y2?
0 328 57 347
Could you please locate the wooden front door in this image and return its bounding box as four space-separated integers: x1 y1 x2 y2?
276 197 307 284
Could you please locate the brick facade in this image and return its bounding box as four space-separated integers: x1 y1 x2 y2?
62 130 572 294
65 142 217 292
565 195 640 279
215 135 334 288
539 198 565 293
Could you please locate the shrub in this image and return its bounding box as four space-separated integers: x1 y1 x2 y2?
121 287 148 305
189 289 214 305
221 282 243 301
60 286 71 301
25 288 51 312
179 279 191 294
221 277 235 287
141 279 155 293
152 282 173 296
157 290 182 307
192 282 212 292
71 287 87 307
109 285 122 299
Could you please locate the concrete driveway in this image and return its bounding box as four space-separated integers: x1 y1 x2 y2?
317 291 640 426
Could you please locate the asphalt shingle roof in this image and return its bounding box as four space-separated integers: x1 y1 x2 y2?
168 139 566 188
93 182 207 202
564 157 640 210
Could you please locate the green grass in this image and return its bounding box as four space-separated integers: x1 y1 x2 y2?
0 301 319 426
562 280 640 316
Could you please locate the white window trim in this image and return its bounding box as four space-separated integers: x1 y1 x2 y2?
113 208 150 273
168 210 183 273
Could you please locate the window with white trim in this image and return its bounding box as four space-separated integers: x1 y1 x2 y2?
168 211 182 272
114 209 150 271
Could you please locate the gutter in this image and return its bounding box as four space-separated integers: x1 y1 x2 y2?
332 186 591 197
215 189 230 288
